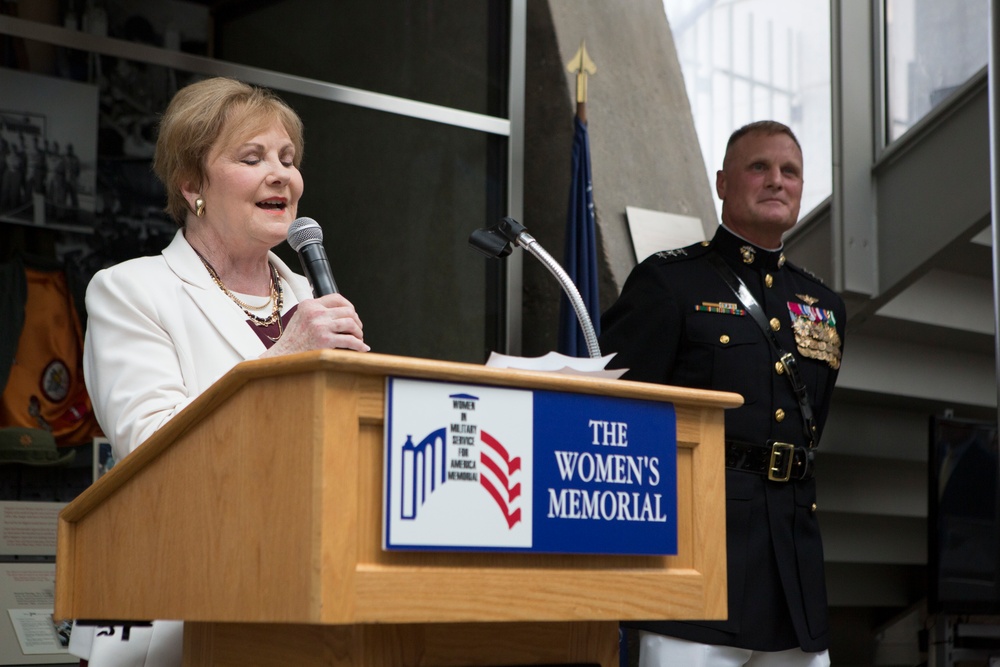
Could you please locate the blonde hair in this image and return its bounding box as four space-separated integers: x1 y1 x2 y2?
153 77 304 225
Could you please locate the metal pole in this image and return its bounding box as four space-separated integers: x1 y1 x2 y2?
506 0 527 355
990 0 1000 430
988 10 1000 653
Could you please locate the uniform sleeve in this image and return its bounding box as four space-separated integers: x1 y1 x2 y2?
599 260 684 385
83 265 197 462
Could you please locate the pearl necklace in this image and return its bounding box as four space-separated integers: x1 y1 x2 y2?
196 251 284 331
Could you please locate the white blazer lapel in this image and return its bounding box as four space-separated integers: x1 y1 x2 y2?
162 230 270 361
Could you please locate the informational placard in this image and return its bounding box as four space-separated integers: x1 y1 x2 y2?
384 377 677 555
0 563 70 665
0 502 64 557
625 206 707 263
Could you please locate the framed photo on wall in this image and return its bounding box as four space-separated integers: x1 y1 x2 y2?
0 67 98 231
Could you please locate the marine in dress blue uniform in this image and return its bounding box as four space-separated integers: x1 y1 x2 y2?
599 121 846 664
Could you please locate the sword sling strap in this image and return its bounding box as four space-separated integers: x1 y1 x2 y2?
706 253 818 449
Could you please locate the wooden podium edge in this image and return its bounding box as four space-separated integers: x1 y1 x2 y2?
60 349 741 523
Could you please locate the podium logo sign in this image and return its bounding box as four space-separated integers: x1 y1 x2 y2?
384 377 677 555
384 379 534 549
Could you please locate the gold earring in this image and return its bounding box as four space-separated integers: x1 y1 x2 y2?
195 197 206 217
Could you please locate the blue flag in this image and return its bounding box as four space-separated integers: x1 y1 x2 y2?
557 116 600 357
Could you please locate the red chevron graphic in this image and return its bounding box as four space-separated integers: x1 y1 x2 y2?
480 430 522 474
480 474 522 528
479 429 523 528
479 453 522 502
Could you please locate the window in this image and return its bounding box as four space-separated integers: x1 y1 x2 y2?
884 0 988 143
663 0 832 219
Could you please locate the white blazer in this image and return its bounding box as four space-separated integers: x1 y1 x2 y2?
75 229 312 666
83 228 312 462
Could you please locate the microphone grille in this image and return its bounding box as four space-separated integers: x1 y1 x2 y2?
287 217 323 252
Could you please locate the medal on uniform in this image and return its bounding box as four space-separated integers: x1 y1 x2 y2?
695 301 745 315
787 301 841 369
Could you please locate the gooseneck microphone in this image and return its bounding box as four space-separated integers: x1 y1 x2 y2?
287 217 339 297
469 217 602 359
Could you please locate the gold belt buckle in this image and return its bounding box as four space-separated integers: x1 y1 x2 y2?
768 442 795 482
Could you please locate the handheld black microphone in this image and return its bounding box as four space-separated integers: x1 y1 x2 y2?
287 217 339 297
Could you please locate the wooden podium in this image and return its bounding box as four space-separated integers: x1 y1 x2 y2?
55 350 740 666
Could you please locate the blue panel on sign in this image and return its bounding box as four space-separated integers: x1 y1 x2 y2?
532 391 677 555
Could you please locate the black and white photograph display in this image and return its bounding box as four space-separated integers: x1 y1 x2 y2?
0 68 98 229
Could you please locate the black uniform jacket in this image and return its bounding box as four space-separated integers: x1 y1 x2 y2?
599 225 846 653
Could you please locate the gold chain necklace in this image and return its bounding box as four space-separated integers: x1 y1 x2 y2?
196 250 283 329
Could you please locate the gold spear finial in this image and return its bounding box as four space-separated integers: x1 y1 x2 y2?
566 40 597 121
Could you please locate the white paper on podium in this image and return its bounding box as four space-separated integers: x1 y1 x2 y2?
485 351 628 379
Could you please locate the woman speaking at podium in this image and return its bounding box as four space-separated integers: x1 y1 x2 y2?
72 77 368 667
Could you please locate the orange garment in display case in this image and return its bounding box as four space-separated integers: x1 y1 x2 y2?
0 265 101 446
